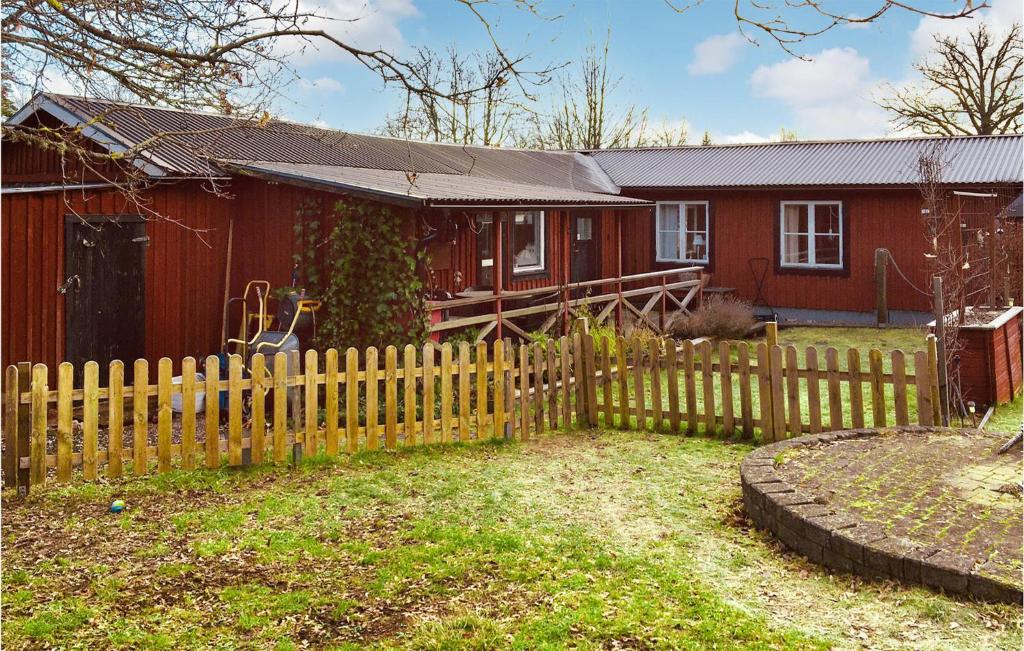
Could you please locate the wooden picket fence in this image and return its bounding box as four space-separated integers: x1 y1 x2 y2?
2 325 941 492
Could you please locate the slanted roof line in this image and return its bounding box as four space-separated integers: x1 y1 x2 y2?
226 160 649 207
7 93 174 177
224 161 424 209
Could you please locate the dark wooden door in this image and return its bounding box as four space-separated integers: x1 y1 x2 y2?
570 212 599 284
65 216 147 378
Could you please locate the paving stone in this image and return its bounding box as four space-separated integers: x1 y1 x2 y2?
743 428 1022 603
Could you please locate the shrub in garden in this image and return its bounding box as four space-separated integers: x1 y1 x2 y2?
668 295 756 340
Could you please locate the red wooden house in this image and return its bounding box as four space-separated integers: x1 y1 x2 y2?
2 93 1021 373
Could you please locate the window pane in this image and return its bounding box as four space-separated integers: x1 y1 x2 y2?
513 211 543 270
684 232 707 261
815 234 841 265
686 204 706 231
814 204 840 236
659 231 680 260
476 214 492 259
659 204 680 230
576 217 592 241
783 233 809 264
783 204 809 234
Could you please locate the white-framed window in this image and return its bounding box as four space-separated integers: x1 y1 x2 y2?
512 210 545 273
656 201 709 263
779 201 843 269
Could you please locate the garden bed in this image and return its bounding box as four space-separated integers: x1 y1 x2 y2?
933 306 1023 407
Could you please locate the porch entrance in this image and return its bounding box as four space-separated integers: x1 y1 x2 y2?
570 212 600 284
64 215 147 380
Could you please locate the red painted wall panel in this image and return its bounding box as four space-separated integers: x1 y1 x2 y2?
2 182 232 374
617 187 1015 314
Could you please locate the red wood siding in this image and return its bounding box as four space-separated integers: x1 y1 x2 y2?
617 188 1022 314
3 125 121 184
2 183 232 373
957 310 1023 406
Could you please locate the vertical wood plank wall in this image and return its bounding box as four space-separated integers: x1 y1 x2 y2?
1 183 232 373
617 187 1017 314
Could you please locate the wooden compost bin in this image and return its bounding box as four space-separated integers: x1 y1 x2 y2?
934 306 1023 406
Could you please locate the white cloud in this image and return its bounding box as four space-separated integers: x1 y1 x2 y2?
910 0 1021 57
687 33 746 75
716 131 773 144
298 76 345 92
749 47 889 138
275 0 419 65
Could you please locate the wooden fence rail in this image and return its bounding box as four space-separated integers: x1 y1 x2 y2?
2 327 941 492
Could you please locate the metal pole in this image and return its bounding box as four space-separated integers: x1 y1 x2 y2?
493 212 503 341
932 275 950 426
875 248 889 326
616 210 624 331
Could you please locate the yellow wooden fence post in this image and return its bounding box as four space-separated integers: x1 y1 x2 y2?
325 348 339 456
108 361 125 479
133 359 149 475
250 354 266 464
56 362 73 483
926 334 942 426
229 354 243 466
82 361 99 480
346 347 360 453
30 364 48 488
158 358 173 473
181 357 197 470
366 347 381 450
205 356 220 468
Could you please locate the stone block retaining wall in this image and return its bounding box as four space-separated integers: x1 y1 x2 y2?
740 427 1022 604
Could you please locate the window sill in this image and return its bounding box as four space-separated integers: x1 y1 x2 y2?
656 258 709 265
777 264 847 277
511 268 550 282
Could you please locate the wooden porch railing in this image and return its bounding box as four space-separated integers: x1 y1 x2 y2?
428 267 706 342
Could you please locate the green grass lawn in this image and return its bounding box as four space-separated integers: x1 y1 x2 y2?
3 432 1020 650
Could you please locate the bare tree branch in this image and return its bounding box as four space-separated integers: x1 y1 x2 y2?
879 22 1022 135
664 0 987 58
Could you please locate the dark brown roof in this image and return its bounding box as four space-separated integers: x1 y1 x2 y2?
8 93 631 206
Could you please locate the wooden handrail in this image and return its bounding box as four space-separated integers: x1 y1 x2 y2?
426 266 702 310
429 279 702 333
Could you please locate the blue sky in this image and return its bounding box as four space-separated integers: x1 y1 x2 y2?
279 0 1021 143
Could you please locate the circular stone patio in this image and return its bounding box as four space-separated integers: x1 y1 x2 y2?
741 426 1023 603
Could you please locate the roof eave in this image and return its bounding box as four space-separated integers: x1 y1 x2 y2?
224 161 425 209
425 200 651 209
5 93 174 178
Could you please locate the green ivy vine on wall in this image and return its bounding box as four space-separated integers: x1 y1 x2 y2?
292 198 429 351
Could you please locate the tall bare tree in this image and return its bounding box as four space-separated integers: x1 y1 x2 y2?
879 22 1022 136
530 33 687 150
380 47 533 146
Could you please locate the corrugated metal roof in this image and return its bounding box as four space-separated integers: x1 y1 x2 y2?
25 94 620 197
586 135 1024 188
225 160 650 207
